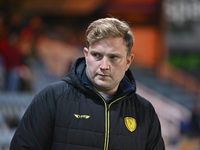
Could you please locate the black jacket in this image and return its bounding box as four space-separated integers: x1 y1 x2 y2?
10 57 165 150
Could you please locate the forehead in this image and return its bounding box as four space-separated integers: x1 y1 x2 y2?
89 38 128 54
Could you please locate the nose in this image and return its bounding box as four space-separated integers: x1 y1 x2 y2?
100 57 110 70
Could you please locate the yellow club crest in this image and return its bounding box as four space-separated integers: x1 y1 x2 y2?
74 114 90 119
124 117 137 132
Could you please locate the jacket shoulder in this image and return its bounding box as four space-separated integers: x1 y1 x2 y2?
33 80 71 103
134 93 156 112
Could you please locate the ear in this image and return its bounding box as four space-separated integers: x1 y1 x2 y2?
84 47 89 65
84 47 89 58
126 53 134 71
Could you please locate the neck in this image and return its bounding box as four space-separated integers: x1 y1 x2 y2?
94 86 118 97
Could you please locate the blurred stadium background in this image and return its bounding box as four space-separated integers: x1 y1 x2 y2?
0 0 200 149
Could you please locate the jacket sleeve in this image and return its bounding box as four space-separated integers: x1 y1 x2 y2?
10 85 57 150
146 104 165 150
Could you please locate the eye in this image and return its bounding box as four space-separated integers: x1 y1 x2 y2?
110 55 118 61
92 52 102 60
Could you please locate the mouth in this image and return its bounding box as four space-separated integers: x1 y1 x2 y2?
98 74 109 78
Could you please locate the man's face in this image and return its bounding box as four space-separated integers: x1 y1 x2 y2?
84 37 134 96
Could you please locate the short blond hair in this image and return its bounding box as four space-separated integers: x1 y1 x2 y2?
86 17 134 54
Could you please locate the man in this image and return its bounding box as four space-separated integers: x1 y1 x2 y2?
10 17 165 150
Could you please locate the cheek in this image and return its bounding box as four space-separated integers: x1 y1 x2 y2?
87 57 94 66
115 61 127 70
111 63 127 77
87 59 98 72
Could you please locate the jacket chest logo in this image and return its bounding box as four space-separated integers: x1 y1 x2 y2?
74 114 90 119
124 117 137 132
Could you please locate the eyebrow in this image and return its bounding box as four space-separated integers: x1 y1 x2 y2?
90 50 122 56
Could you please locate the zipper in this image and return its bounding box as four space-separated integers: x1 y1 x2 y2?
95 92 127 150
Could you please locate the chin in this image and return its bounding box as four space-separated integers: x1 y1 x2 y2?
95 84 110 91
